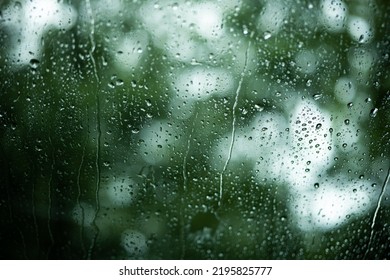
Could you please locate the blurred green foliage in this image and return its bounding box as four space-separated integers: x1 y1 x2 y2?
0 0 389 259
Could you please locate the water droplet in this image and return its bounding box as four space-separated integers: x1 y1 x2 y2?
254 104 264 112
352 188 357 193
344 119 350 125
312 94 322 100
369 108 378 118
115 79 124 86
14 1 22 10
263 31 272 40
242 25 249 35
365 97 372 103
29 58 39 70
347 102 353 108
306 79 312 87
314 183 320 189
315 123 322 129
131 80 137 88
358 34 365 43
145 99 152 107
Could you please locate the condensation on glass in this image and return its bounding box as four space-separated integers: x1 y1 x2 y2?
0 0 389 259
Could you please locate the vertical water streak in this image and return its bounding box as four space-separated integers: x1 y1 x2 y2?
218 36 252 207
76 141 87 256
364 166 390 259
180 111 198 259
85 0 101 259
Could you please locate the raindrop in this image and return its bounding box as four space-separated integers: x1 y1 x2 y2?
243 25 249 35
263 31 272 40
358 35 365 43
254 104 264 112
313 93 322 100
369 108 378 118
314 183 320 189
344 119 350 125
315 123 322 129
29 59 39 70
347 102 353 108
306 79 312 87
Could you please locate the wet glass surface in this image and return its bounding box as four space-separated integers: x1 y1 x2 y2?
0 0 389 259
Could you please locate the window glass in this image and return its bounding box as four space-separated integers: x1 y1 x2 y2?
0 0 389 259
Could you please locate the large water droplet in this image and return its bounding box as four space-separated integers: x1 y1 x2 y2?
369 107 378 117
29 58 39 70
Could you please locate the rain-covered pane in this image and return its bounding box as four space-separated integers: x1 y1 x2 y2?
0 0 389 260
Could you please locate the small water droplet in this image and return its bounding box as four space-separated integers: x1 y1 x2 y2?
352 188 357 193
314 183 320 189
369 108 378 118
14 1 22 10
358 34 365 43
254 104 264 112
115 79 124 86
313 93 322 100
347 102 353 108
29 58 39 70
315 123 322 129
145 99 152 107
131 80 137 88
242 25 249 35
344 119 350 125
306 79 312 87
263 31 272 40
